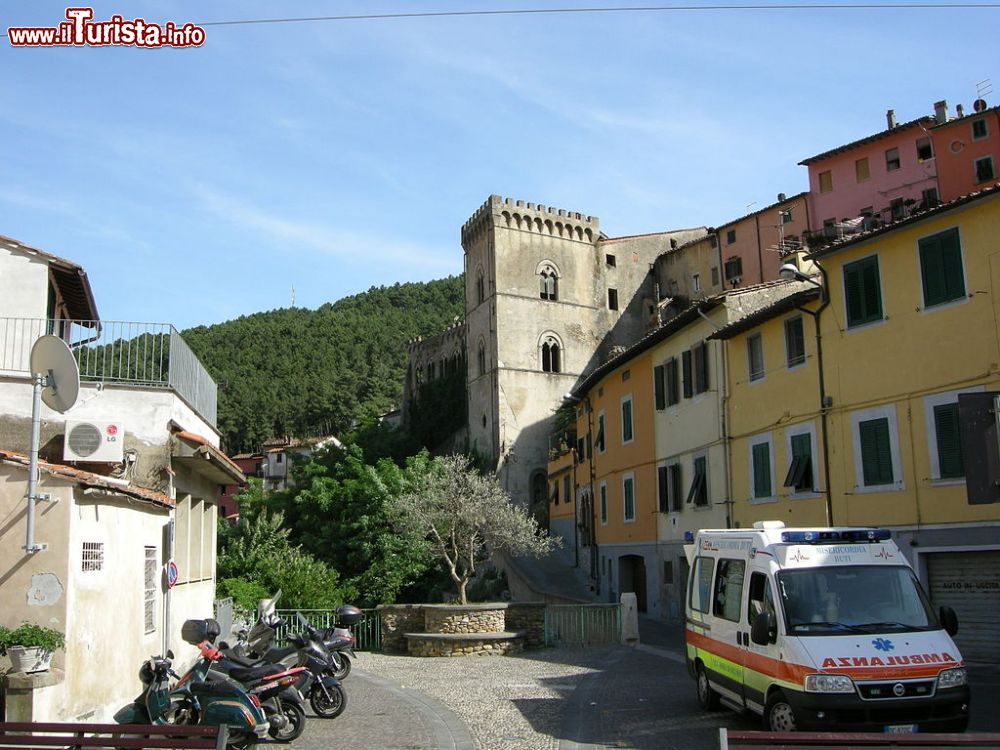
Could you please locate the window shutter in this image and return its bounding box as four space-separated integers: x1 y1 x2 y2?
682 350 693 398
666 358 679 405
752 443 771 498
657 466 668 512
695 343 709 393
860 418 893 485
934 402 965 479
861 257 883 323
920 234 948 306
845 263 864 326
845 256 882 326
785 318 805 367
654 365 666 410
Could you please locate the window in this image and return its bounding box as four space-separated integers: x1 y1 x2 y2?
608 288 619 310
855 157 870 183
657 466 669 513
541 335 562 373
654 364 666 410
606 254 617 267
668 463 683 512
726 229 736 244
724 257 742 283
692 273 701 293
972 118 988 140
693 342 710 394
713 559 745 622
563 474 572 503
924 388 977 481
689 556 715 614
144 546 158 634
599 482 608 524
711 267 720 286
921 187 940 209
785 316 805 367
577 436 585 462
551 482 559 505
750 438 774 501
747 572 775 627
784 431 814 493
623 474 635 522
843 255 883 328
885 147 901 171
851 405 902 492
819 170 833 193
82 541 104 572
859 418 894 486
975 156 995 183
539 266 558 301
747 333 764 382
709 234 719 249
890 197 905 221
916 136 934 162
919 227 966 308
780 209 793 225
276 453 283 464
477 339 486 376
687 455 708 506
476 268 485 305
682 350 693 398
665 358 680 406
596 411 605 452
621 396 634 444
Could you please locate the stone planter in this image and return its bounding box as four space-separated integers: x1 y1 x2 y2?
8 646 52 674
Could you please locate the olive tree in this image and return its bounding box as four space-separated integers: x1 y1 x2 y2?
392 454 558 604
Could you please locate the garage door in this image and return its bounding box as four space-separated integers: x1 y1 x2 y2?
926 551 1000 664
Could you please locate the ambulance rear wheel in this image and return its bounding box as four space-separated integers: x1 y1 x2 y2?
696 664 720 710
764 692 798 732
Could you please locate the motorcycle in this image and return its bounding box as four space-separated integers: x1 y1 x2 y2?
176 618 308 743
114 648 269 750
316 604 363 681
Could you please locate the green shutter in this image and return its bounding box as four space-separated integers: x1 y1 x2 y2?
666 359 679 405
859 418 893 486
845 256 882 327
752 442 771 498
682 350 693 398
658 466 668 512
920 228 965 307
787 433 814 490
670 464 683 511
654 365 666 410
934 402 965 479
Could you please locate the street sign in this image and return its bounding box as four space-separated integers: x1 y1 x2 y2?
166 560 179 589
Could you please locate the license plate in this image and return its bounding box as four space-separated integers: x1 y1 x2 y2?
885 724 918 734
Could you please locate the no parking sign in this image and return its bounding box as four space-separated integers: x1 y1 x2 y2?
166 560 179 589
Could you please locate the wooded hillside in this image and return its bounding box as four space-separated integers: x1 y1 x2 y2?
183 276 465 453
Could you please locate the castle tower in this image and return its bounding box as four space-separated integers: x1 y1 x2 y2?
462 195 609 515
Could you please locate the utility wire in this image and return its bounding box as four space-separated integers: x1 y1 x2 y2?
198 4 1000 28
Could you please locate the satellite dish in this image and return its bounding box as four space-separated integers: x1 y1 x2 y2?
30 335 80 413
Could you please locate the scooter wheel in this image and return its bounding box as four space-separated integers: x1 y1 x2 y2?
329 653 351 681
268 698 306 742
310 682 347 718
226 730 257 750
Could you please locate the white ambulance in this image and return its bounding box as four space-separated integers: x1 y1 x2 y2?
685 521 969 733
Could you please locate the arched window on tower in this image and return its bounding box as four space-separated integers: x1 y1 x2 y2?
476 268 485 305
539 266 558 301
477 339 486 377
541 335 562 373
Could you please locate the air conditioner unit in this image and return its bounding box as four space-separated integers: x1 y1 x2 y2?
64 420 125 463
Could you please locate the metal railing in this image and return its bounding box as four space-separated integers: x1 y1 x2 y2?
544 603 621 646
275 608 381 652
0 317 217 425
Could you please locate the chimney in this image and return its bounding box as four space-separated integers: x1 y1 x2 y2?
887 109 897 129
957 103 966 118
934 100 949 124
777 192 787 202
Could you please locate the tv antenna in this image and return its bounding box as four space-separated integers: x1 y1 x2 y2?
25 335 80 553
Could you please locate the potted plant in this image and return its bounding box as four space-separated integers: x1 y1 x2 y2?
0 622 66 673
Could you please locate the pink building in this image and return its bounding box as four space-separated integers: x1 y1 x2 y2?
799 110 939 235
217 453 263 521
931 101 1000 201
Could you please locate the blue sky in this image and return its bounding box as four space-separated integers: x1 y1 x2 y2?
2 1 996 329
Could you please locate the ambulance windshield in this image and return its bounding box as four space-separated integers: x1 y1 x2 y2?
776 566 938 635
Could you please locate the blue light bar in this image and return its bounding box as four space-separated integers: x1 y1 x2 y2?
781 529 891 544
683 531 694 542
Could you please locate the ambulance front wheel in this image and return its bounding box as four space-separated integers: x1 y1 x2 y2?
764 692 798 732
696 664 720 710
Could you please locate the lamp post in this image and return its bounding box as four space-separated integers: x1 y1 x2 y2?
779 262 834 526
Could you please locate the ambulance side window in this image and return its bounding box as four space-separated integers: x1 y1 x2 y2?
713 559 746 622
690 556 715 613
747 572 775 626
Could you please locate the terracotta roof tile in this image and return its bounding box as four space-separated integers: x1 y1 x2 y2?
798 116 935 166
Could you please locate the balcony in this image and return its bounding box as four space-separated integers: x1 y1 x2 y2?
0 318 217 426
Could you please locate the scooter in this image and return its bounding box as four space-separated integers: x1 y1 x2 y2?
176 619 309 743
114 648 269 750
317 605 363 681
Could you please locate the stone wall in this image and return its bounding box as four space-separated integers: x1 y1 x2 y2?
406 634 523 657
505 602 546 650
424 604 505 634
376 604 425 654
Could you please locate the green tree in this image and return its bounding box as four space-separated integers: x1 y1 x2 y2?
392 455 559 604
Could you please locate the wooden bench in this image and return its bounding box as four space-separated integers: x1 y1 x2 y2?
0 722 227 750
720 729 1000 749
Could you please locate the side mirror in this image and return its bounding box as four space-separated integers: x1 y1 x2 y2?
751 611 777 645
166 649 175 659
939 605 959 637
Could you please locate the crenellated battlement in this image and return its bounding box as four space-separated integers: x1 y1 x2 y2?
461 194 600 248
407 318 466 352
